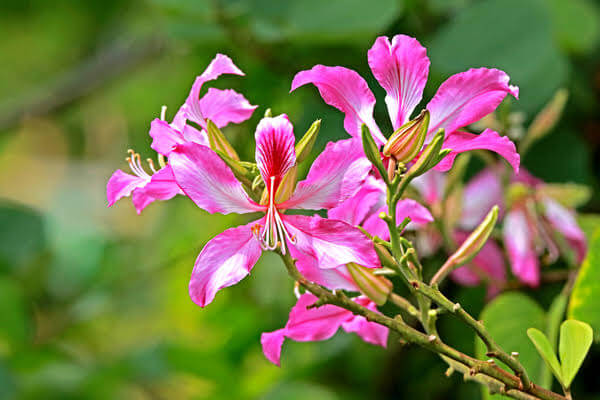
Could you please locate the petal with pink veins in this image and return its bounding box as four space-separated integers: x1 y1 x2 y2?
255 115 297 185
503 210 539 286
291 65 385 144
435 130 520 172
131 165 183 214
189 219 263 307
362 199 433 240
185 54 245 127
198 88 257 128
169 142 262 214
106 169 148 207
328 176 384 226
542 198 587 263
426 68 519 137
261 293 387 366
367 35 430 129
289 246 359 291
460 168 504 230
284 214 381 270
281 139 371 210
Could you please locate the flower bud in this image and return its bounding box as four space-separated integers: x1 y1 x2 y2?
274 165 298 204
405 128 449 178
449 205 499 266
383 110 430 163
295 119 321 164
361 124 388 183
206 119 240 161
347 262 393 306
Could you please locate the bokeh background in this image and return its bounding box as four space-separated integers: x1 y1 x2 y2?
0 0 599 399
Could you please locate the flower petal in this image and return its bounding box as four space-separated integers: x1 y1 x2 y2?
460 168 504 230
289 246 359 291
189 219 263 307
281 139 371 210
255 115 297 185
503 210 539 286
291 65 385 144
542 198 587 263
284 214 380 270
198 88 257 128
427 68 519 136
435 130 520 172
367 35 430 129
261 293 387 366
150 116 209 156
131 165 183 214
362 199 433 240
185 54 245 127
341 296 388 347
106 169 148 207
328 176 384 226
169 142 262 214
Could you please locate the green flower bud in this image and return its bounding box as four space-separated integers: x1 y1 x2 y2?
347 263 393 306
382 110 429 163
295 119 321 164
206 119 240 161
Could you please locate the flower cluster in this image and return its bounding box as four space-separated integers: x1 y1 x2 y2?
106 35 587 368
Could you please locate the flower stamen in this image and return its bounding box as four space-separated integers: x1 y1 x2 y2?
126 149 153 181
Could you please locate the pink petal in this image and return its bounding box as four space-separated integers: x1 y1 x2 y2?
542 198 587 263
503 210 540 286
427 68 519 136
185 54 245 128
255 115 296 185
367 35 430 129
451 231 506 288
460 168 504 230
328 176 385 226
261 293 387 366
131 165 183 214
341 296 388 347
513 169 543 187
150 116 209 156
291 65 385 144
289 246 359 291
189 219 263 307
435 130 520 172
260 330 286 366
106 169 148 207
169 142 262 214
411 170 447 205
198 88 257 128
362 199 433 240
281 139 371 210
284 214 381 270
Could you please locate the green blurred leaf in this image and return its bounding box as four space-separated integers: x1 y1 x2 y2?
527 328 563 386
262 381 339 400
559 319 593 387
0 278 31 349
576 214 600 241
546 0 600 54
0 202 45 269
428 0 568 113
475 292 546 399
568 228 600 341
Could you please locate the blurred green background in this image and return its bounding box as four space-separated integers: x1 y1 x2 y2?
0 0 599 399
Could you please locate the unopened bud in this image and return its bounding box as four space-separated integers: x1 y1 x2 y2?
206 119 240 161
274 165 297 203
383 110 429 163
406 128 449 178
449 205 499 266
347 263 393 306
361 124 388 182
295 119 320 163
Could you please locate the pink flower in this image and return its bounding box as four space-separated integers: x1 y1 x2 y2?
106 54 257 213
291 34 520 172
168 114 381 307
261 293 388 366
412 169 507 294
503 170 587 287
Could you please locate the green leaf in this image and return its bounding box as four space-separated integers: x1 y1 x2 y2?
476 293 546 399
527 328 563 386
559 319 593 388
568 228 600 341
0 202 45 269
429 0 567 113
